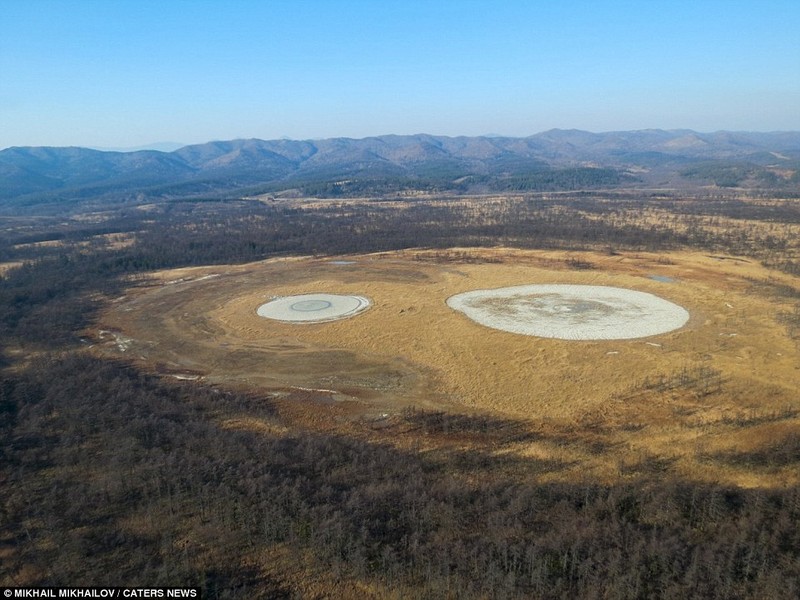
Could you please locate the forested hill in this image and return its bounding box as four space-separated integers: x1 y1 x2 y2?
2 130 800 210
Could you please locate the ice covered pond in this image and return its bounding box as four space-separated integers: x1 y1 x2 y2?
447 284 689 340
257 293 371 323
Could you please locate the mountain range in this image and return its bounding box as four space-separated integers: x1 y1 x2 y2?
2 129 799 211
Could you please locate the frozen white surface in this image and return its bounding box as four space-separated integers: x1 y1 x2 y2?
447 284 689 340
257 293 370 323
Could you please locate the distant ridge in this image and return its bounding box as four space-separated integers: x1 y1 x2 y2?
87 142 186 153
1 130 799 210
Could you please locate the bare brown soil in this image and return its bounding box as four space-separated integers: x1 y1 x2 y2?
95 248 800 487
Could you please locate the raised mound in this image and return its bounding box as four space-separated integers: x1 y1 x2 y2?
257 293 370 323
447 284 689 340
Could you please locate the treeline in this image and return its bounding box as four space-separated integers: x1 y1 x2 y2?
285 177 443 198
243 166 631 199
482 167 629 192
682 161 800 188
2 354 799 597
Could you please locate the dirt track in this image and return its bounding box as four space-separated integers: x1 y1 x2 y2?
95 248 800 486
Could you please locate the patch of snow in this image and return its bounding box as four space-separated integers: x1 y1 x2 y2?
113 333 133 352
290 385 339 394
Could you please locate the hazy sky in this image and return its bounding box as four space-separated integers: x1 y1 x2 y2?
2 0 799 149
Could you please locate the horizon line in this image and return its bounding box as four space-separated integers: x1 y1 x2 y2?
3 127 800 153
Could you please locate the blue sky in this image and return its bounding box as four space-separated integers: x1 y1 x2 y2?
1 0 798 148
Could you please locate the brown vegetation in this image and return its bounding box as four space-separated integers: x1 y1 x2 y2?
2 190 799 597
95 248 800 489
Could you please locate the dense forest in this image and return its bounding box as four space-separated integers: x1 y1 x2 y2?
2 191 799 597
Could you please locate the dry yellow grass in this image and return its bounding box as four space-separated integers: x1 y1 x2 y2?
0 260 24 275
95 248 800 487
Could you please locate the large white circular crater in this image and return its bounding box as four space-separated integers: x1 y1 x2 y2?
257 293 370 323
447 284 689 340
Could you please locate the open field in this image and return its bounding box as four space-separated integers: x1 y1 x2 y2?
95 247 800 488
